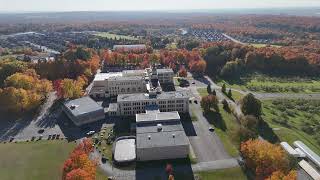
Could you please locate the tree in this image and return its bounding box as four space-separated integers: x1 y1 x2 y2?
62 139 96 180
266 170 297 180
178 67 187 77
221 83 226 93
207 84 212 94
54 77 86 99
212 89 216 96
240 115 259 132
240 139 291 179
0 87 42 113
227 89 232 98
240 93 262 117
201 95 219 113
222 99 229 111
220 60 242 79
65 168 91 180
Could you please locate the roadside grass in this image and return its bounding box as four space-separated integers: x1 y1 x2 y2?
0 140 75 180
195 167 247 180
93 32 138 40
205 105 239 157
262 99 320 155
216 74 320 93
197 88 208 97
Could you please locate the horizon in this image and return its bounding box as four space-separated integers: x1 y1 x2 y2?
1 0 320 13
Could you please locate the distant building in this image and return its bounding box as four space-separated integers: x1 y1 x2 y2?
89 67 174 99
62 96 105 126
135 108 189 161
117 90 189 116
113 44 146 52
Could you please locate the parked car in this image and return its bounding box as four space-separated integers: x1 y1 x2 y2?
194 100 198 104
86 131 95 136
209 126 215 132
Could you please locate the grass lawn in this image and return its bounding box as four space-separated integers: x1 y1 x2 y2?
0 140 76 180
195 167 247 180
197 88 208 97
94 32 138 40
216 74 320 93
249 43 282 48
230 90 244 102
205 105 239 157
262 99 320 155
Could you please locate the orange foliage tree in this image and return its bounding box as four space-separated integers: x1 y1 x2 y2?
266 170 297 180
62 138 96 180
240 139 291 179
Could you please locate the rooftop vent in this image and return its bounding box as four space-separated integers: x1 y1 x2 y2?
172 134 176 138
70 104 78 110
157 124 162 132
148 135 151 140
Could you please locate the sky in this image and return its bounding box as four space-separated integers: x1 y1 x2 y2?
1 0 320 12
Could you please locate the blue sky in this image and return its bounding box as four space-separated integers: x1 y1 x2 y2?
1 0 320 12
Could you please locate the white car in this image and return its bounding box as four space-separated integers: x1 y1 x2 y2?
209 126 215 132
86 131 95 136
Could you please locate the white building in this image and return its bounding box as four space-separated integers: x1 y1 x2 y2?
116 90 189 116
89 67 174 99
135 109 189 161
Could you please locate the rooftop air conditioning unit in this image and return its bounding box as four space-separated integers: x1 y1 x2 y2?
157 124 162 132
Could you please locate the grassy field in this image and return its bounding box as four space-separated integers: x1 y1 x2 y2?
195 167 247 180
229 90 244 102
94 32 138 40
197 88 209 97
262 99 320 155
249 43 282 48
217 74 320 93
205 105 239 157
0 141 76 180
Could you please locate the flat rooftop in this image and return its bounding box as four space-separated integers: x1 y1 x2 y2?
114 138 136 163
117 90 189 102
64 96 103 117
93 72 122 81
136 111 180 124
108 75 144 81
157 69 174 74
136 123 189 149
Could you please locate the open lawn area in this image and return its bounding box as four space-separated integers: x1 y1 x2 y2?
249 43 282 48
197 88 208 97
93 32 138 40
0 141 75 180
204 105 239 157
216 74 320 93
195 167 247 180
228 90 244 102
262 99 320 155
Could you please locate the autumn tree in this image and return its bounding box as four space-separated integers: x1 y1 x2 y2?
240 93 262 117
266 170 297 180
240 139 291 179
54 76 87 99
62 138 96 180
201 95 219 113
178 67 187 77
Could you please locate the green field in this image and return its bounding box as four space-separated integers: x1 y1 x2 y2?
249 43 282 48
197 88 209 97
0 141 76 180
195 167 247 180
229 90 244 102
94 32 138 40
205 105 239 157
0 140 107 180
262 99 320 155
217 75 320 93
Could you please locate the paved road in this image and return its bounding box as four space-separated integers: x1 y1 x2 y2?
222 33 246 45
